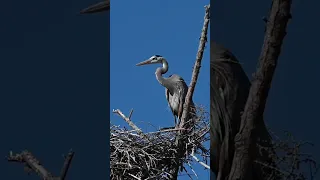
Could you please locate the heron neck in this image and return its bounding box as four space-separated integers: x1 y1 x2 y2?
155 60 169 87
161 60 168 74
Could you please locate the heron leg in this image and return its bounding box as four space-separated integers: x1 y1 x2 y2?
159 116 178 131
160 116 178 131
174 116 178 128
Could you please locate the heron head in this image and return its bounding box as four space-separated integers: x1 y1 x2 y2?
211 41 238 62
136 55 166 66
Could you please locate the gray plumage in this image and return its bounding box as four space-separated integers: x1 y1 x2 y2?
211 41 248 178
210 41 278 179
80 0 110 14
165 74 189 125
136 55 193 127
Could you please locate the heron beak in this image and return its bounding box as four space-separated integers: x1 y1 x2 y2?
136 59 153 66
80 0 110 14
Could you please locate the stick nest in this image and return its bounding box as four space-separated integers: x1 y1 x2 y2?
110 105 210 180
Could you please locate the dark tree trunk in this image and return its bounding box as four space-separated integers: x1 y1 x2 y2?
227 0 292 180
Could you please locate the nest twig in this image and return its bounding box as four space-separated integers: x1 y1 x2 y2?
254 130 319 180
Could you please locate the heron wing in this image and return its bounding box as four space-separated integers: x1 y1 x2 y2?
165 88 176 117
168 75 191 118
177 79 188 119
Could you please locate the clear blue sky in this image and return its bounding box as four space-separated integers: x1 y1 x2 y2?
110 0 210 179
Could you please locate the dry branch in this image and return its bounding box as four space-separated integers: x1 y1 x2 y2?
168 5 210 179
60 151 75 180
113 109 151 143
7 150 74 180
179 4 210 129
80 0 110 14
228 0 292 180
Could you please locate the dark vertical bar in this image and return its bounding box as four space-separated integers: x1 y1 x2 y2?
210 1 216 179
80 1 110 179
1 1 110 180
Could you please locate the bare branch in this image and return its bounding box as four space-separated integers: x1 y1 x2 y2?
60 150 75 180
179 4 210 128
113 109 151 143
80 0 110 14
7 150 52 179
167 5 210 179
228 0 293 179
7 150 74 180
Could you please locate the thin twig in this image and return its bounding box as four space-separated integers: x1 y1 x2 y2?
191 148 210 169
129 173 141 180
129 109 134 119
113 109 151 143
60 149 75 180
146 128 186 134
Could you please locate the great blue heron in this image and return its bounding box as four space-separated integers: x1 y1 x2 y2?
211 41 278 179
136 55 194 128
80 0 110 14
